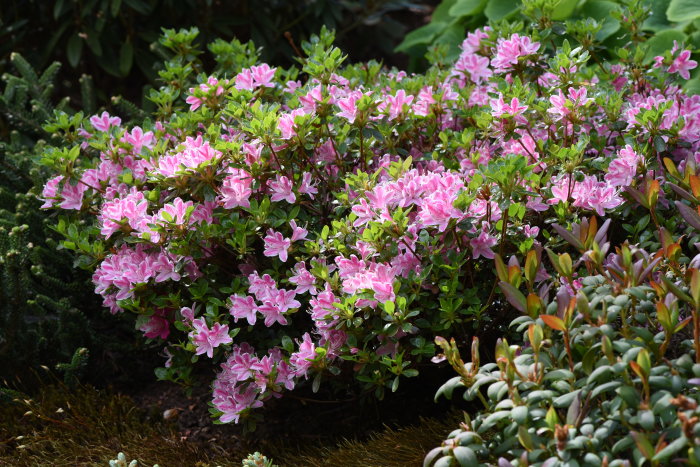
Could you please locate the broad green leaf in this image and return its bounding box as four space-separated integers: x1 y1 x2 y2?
450 0 488 17
581 1 621 40
551 0 578 20
667 0 700 22
452 446 478 466
685 77 700 95
644 29 688 63
395 22 447 52
485 0 520 21
643 0 671 31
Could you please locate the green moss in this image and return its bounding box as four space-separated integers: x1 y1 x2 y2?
283 415 460 467
0 384 246 467
0 383 460 466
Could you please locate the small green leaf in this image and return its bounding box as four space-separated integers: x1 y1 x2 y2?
119 41 134 76
66 34 83 68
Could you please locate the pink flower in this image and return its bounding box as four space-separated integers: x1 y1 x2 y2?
185 94 204 111
418 191 461 232
41 175 64 208
371 264 396 303
248 272 277 301
379 89 414 120
460 28 490 54
257 289 300 327
471 229 497 259
157 197 193 225
278 108 306 139
289 220 308 242
121 126 154 155
189 319 233 358
548 89 570 120
299 172 318 199
336 90 363 123
229 294 258 325
299 85 323 112
264 229 291 262
523 225 540 238
492 34 540 72
99 190 149 238
289 333 316 378
220 169 253 209
235 68 255 91
57 181 88 211
571 175 623 215
491 95 528 118
250 64 276 88
89 111 121 132
140 310 170 339
268 175 296 203
605 144 640 186
453 53 492 84
668 47 697 80
289 262 317 295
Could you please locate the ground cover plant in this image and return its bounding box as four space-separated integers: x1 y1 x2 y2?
35 0 700 463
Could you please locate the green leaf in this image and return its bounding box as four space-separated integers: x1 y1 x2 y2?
119 41 134 76
395 22 447 52
111 0 122 17
653 435 688 462
551 0 578 20
631 432 655 460
581 1 621 40
667 0 700 22
485 0 520 21
643 0 671 31
685 77 700 95
66 34 83 68
645 30 688 63
450 0 488 17
452 446 478 466
478 410 511 432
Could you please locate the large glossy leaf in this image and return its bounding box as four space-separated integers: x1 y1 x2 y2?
643 0 671 31
551 0 578 20
395 22 446 52
450 0 488 18
580 0 621 40
644 29 688 63
485 0 520 21
685 77 700 95
667 0 700 22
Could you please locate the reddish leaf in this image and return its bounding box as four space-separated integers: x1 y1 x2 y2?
540 314 566 332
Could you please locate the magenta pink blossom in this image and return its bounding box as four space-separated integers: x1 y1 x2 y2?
189 319 232 358
268 175 296 204
263 229 291 262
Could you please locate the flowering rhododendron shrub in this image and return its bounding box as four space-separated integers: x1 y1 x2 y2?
39 11 700 430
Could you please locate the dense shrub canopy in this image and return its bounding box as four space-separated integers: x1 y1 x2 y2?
36 1 700 464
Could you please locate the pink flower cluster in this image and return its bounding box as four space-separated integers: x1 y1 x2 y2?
93 245 200 313
40 24 700 425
